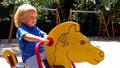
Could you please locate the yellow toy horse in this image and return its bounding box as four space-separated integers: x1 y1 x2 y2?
45 21 104 68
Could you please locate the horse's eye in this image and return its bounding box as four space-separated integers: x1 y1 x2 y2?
80 40 86 45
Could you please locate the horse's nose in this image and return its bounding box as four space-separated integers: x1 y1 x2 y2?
99 51 104 57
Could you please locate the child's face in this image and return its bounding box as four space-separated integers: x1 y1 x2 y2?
24 11 37 28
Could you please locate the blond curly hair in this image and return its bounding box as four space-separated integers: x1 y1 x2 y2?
14 4 37 28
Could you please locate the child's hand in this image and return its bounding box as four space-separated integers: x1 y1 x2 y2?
43 35 49 45
44 38 49 45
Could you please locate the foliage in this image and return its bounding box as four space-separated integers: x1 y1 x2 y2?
1 0 120 22
0 0 56 34
95 0 120 22
0 1 14 21
0 0 120 37
0 0 54 20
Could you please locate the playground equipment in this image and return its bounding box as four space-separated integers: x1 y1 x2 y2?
4 21 104 68
3 49 19 68
98 11 115 39
44 21 104 68
8 5 17 44
68 9 115 39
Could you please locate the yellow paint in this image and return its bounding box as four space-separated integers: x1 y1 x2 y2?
45 21 104 68
3 49 18 66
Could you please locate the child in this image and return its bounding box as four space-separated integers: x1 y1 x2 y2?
14 4 49 68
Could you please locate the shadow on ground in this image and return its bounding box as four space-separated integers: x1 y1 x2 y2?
88 36 120 42
0 39 21 57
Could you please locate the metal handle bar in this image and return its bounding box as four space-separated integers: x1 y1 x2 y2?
34 37 53 68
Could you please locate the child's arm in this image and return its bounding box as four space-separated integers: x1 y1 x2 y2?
23 33 49 44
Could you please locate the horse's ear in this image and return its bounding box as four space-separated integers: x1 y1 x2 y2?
69 24 80 32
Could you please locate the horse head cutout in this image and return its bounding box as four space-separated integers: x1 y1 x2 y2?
45 21 104 68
